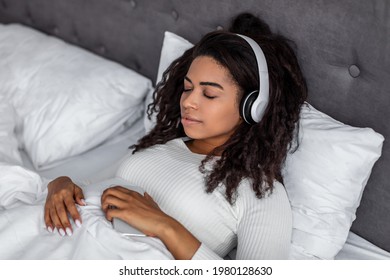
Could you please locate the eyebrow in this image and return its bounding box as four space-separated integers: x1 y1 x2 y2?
184 76 224 90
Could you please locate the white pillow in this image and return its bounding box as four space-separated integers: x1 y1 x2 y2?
283 103 384 259
0 23 152 169
143 31 193 132
0 96 22 165
152 31 385 259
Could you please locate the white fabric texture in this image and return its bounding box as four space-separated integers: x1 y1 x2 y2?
116 138 293 260
0 97 22 165
335 232 390 260
19 117 146 184
0 164 173 260
0 113 170 259
283 103 384 259
0 23 152 170
146 31 385 259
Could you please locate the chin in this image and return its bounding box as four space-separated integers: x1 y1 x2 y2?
183 128 204 140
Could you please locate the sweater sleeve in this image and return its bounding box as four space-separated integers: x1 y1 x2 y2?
235 181 292 260
191 243 223 260
192 182 292 260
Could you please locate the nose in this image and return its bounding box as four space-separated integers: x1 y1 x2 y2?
181 90 199 110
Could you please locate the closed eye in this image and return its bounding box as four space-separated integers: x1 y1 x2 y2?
203 93 216 99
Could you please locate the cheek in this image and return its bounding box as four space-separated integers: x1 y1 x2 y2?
207 102 241 127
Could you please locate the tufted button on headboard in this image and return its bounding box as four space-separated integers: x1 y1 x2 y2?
348 65 361 78
1 0 390 252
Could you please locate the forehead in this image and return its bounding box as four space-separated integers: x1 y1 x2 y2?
186 56 234 84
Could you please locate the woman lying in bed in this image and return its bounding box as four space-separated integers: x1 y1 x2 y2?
44 13 307 260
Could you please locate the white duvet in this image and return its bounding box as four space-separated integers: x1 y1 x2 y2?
0 163 173 260
0 96 171 259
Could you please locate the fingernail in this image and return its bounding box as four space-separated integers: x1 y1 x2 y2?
47 226 53 233
75 219 82 228
58 228 66 237
81 199 86 206
65 227 72 236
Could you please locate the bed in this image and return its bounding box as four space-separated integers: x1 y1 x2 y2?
0 0 389 260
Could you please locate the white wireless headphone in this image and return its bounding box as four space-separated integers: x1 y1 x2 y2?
236 34 269 124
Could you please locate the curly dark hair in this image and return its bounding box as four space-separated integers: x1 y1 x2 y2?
132 13 308 204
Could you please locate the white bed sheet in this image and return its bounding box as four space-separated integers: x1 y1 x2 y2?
16 118 390 260
0 117 175 260
20 118 146 184
0 164 173 260
335 232 390 260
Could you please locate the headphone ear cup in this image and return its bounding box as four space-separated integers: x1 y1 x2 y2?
240 90 259 124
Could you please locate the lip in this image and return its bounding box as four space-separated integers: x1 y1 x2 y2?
181 115 202 126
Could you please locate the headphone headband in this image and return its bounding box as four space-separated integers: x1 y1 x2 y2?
236 34 269 123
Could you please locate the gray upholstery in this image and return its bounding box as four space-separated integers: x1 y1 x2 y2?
1 0 389 252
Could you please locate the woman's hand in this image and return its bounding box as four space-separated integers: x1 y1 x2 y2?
101 186 201 259
101 186 169 237
44 176 85 236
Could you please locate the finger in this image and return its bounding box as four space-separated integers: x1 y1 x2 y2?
101 186 135 207
49 206 66 237
109 185 134 193
74 185 86 206
64 196 82 228
55 202 73 236
101 195 128 213
102 186 137 200
105 207 122 222
44 204 55 233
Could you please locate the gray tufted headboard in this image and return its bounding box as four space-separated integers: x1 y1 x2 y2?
1 0 389 252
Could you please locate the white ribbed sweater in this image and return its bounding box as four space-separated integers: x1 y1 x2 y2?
116 138 292 259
